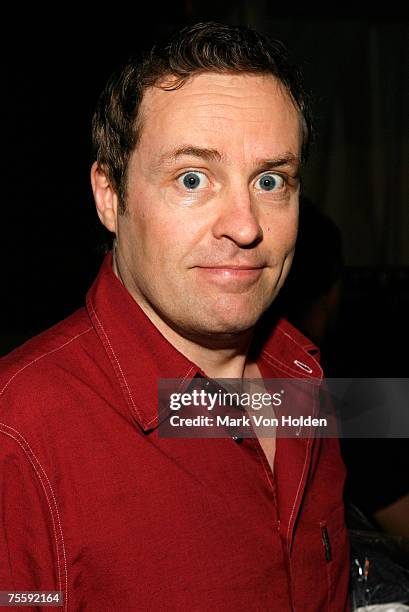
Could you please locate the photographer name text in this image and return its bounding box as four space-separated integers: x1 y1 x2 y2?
169 414 327 428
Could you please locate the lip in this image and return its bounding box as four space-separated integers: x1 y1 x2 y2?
199 265 265 270
194 265 266 286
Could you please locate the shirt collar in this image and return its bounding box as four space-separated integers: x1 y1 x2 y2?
86 252 322 432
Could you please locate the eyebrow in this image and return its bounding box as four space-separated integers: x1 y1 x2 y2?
252 153 300 176
156 146 223 168
255 153 299 167
155 146 300 173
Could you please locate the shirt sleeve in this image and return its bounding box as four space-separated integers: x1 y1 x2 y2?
0 431 59 595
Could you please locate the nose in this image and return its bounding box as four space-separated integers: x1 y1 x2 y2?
211 187 263 248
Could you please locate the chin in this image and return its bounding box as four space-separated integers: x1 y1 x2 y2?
207 298 273 333
161 292 274 341
192 311 262 337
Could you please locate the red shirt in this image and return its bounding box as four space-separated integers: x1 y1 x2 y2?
0 253 350 611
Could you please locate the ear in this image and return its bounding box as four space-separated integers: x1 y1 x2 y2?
90 162 120 234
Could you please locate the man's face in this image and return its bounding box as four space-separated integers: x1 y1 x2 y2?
115 72 301 341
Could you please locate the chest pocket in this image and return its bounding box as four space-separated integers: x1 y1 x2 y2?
291 504 350 612
319 504 350 611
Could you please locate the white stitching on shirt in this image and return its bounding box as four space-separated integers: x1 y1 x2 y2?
88 295 197 429
262 340 316 551
286 441 311 553
286 389 316 553
0 425 68 612
87 299 144 423
0 326 95 611
145 365 195 427
263 326 322 379
0 328 93 399
255 445 275 494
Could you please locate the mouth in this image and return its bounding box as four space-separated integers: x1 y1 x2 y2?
199 265 265 270
194 265 266 286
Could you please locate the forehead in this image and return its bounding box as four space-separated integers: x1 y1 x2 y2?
136 72 301 162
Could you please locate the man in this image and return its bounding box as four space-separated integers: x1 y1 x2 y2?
1 23 349 610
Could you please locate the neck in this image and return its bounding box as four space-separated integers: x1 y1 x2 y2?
153 323 254 379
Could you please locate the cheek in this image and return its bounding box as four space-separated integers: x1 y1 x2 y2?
265 214 298 255
124 205 194 267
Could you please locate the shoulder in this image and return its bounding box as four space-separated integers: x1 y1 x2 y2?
1 308 93 389
0 308 95 419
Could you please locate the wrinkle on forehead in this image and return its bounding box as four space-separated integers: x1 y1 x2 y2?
135 72 302 168
140 72 298 122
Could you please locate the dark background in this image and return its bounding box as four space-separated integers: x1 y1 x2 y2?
2 3 409 520
3 4 409 372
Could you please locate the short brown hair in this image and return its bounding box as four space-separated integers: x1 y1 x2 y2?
92 22 311 213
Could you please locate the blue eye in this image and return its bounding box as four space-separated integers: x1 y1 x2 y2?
256 173 284 192
179 171 209 190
